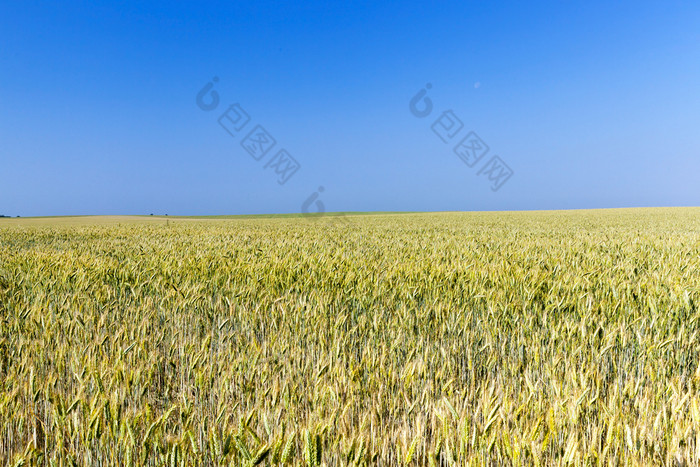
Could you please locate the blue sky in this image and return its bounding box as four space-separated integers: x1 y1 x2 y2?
1 1 698 216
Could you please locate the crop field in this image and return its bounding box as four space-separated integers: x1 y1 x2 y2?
1 208 700 466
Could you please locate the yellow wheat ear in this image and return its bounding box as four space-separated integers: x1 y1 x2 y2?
2 209 699 464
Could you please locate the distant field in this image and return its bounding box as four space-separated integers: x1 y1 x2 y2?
0 212 417 226
0 215 176 226
1 208 700 465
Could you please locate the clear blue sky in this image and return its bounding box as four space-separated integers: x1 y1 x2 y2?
1 1 699 216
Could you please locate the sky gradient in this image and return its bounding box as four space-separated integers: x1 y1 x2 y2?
1 1 699 216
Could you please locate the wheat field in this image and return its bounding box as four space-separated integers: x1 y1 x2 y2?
1 208 700 465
